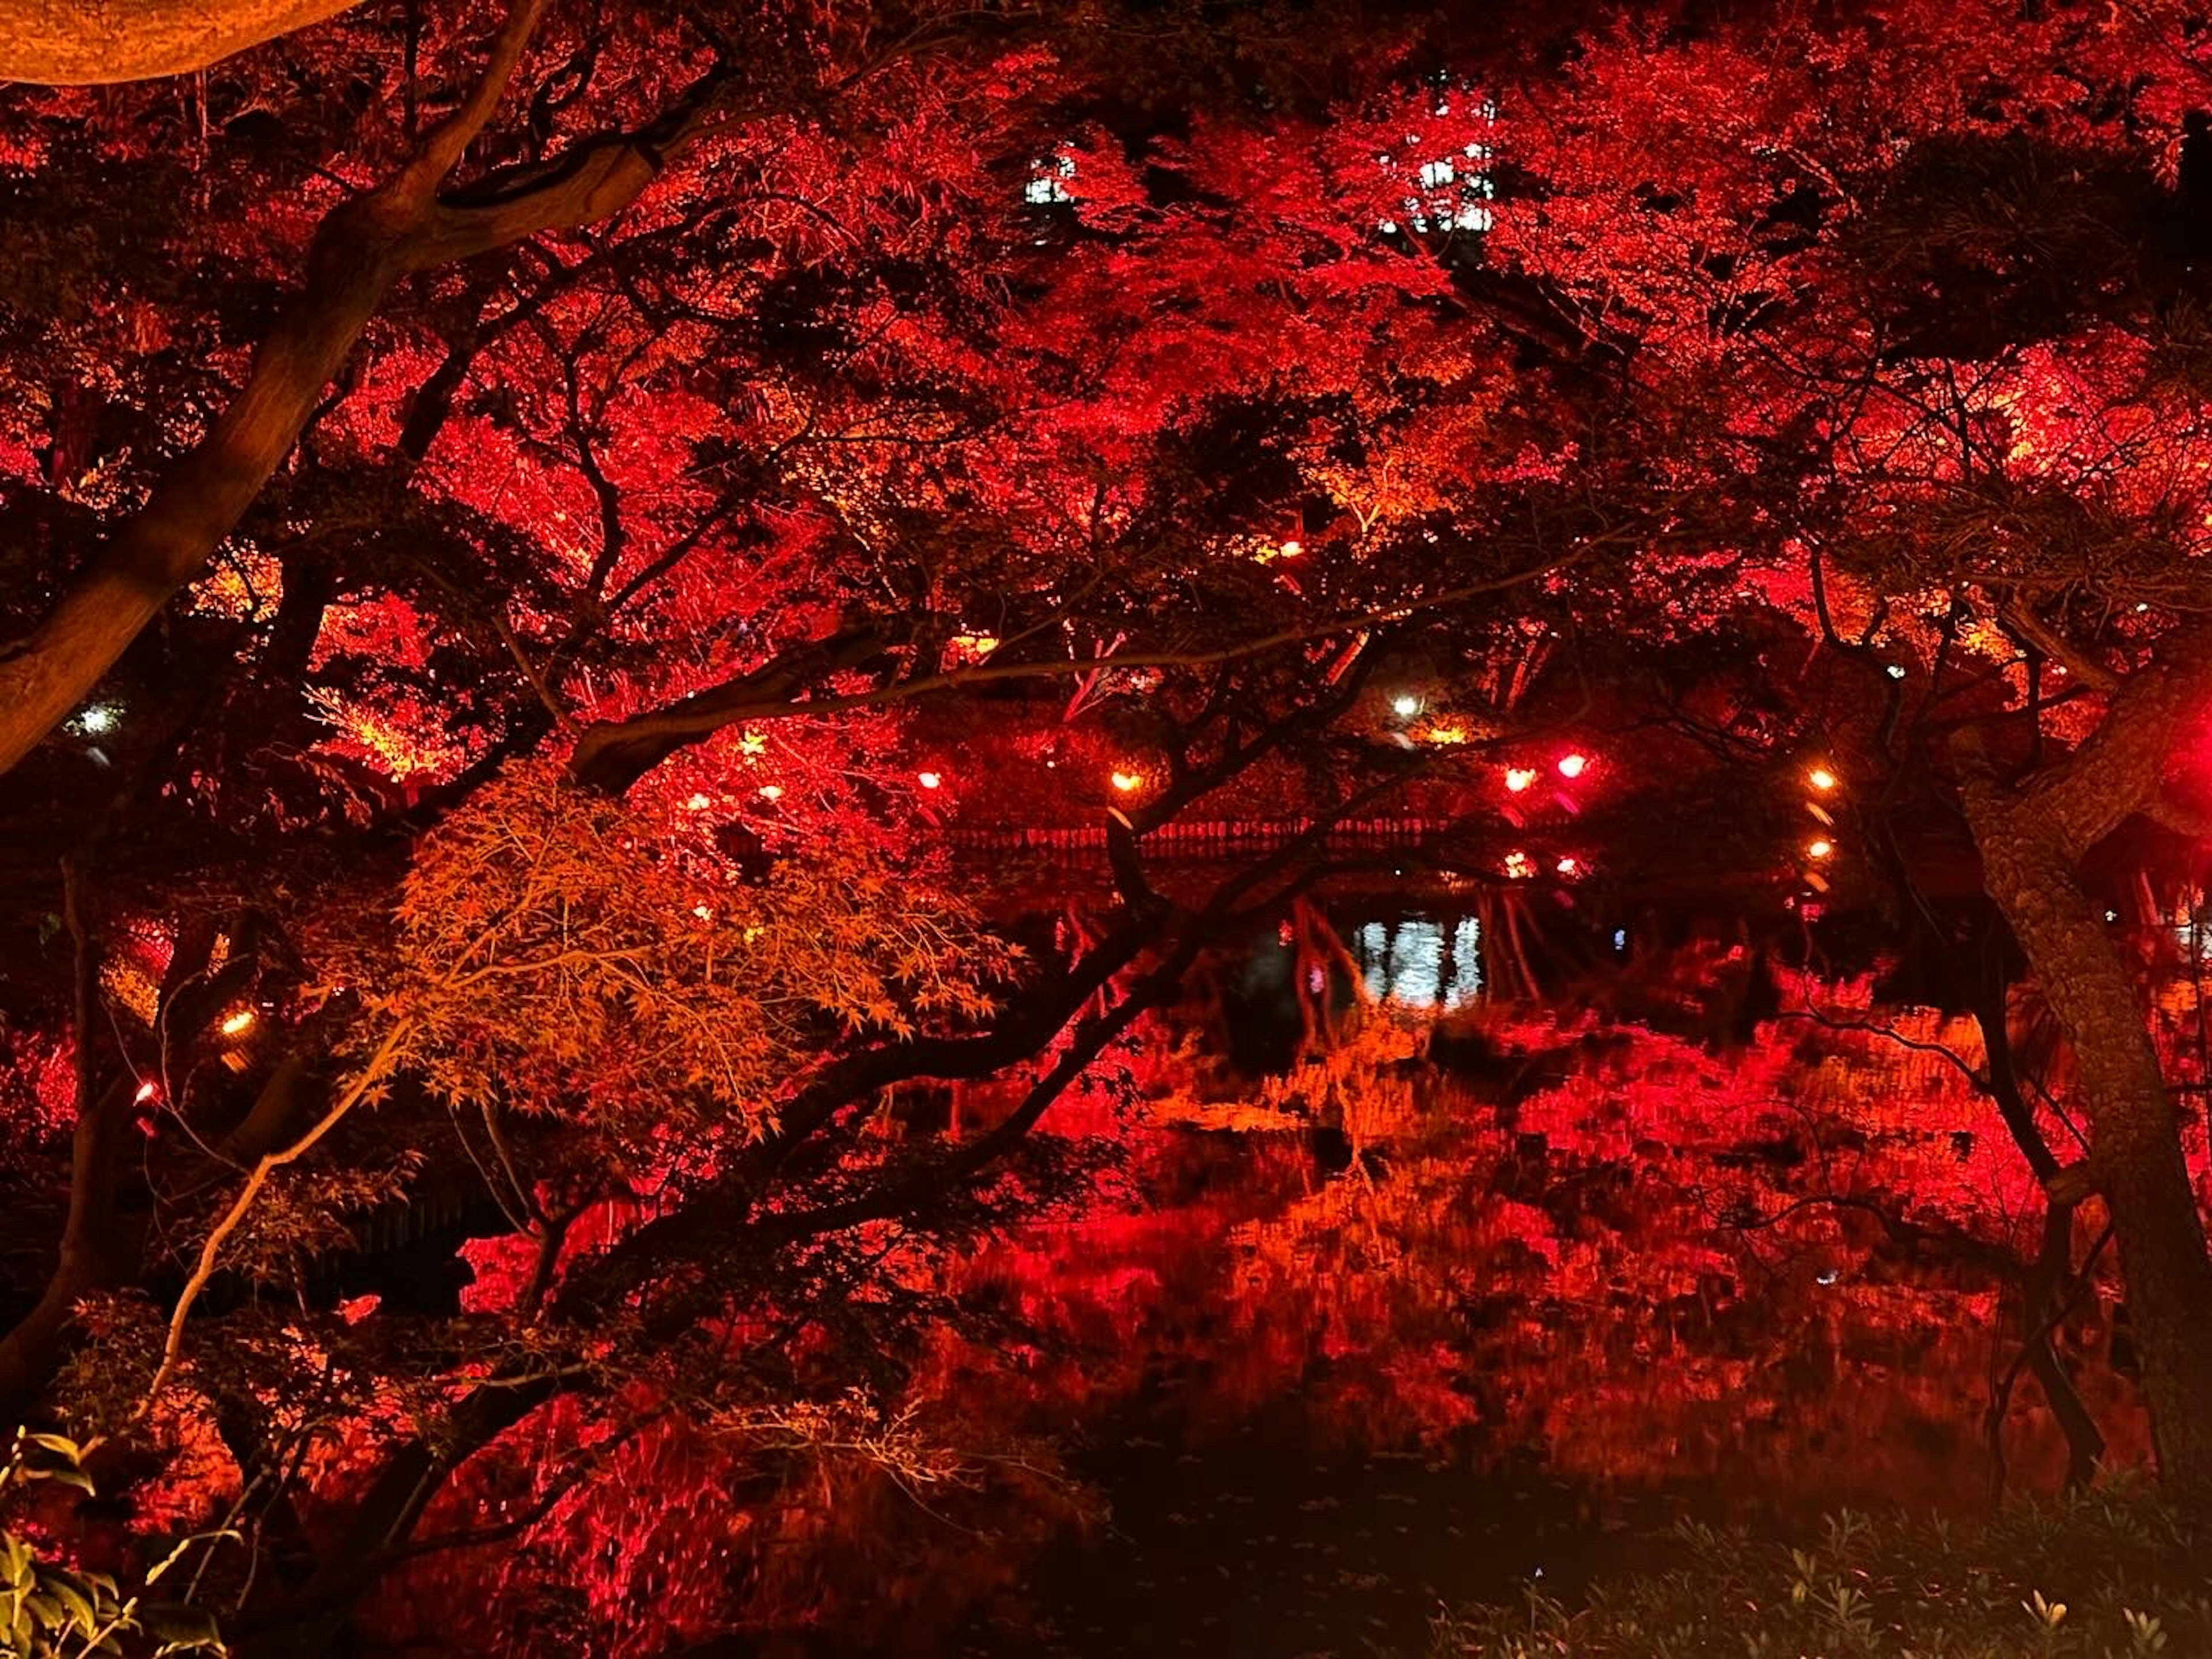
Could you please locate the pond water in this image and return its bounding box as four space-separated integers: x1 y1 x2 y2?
938 902 2144 1658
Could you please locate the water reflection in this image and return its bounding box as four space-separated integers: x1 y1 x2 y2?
1354 915 1482 1009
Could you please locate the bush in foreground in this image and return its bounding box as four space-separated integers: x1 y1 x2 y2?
1434 1484 2212 1657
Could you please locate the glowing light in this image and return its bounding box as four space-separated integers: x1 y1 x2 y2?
1555 856 1581 877
758 784 783 801
1807 767 1837 791
1505 767 1537 792
692 904 713 921
1885 664 1906 680
220 1009 256 1037
134 1080 159 1104
1807 839 1834 859
1503 850 1533 879
1111 771 1143 792
917 771 942 790
1423 725 1469 745
685 793 713 810
738 730 768 756
1556 752 1588 779
1279 539 1302 558
949 633 1000 662
78 704 116 735
1392 695 1421 717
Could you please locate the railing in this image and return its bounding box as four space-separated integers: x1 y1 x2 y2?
946 816 1461 857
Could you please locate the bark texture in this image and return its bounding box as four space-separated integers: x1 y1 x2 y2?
1957 624 2212 1491
0 0 361 85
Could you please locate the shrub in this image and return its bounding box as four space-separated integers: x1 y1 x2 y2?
1434 1483 2211 1657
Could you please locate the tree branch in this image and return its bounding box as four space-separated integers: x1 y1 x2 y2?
0 0 364 84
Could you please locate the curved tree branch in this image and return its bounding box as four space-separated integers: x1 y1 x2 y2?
0 0 751 778
0 0 363 85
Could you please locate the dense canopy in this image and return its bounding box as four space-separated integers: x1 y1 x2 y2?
2 0 2211 1650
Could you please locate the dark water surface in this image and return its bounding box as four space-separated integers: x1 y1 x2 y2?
926 903 2136 1658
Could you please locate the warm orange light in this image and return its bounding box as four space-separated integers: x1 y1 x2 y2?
1808 838 1834 859
1111 771 1143 793
1504 767 1537 793
1423 725 1469 745
917 771 942 790
1503 850 1533 878
949 632 1000 662
1808 767 1837 791
758 784 784 801
1557 752 1589 779
1278 539 1302 558
220 1009 256 1037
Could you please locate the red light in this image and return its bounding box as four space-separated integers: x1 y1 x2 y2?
1557 753 1588 779
134 1080 159 1104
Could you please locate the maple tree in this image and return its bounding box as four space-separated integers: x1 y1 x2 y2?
2 0 2212 1647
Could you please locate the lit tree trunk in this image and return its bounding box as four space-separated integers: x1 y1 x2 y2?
0 0 362 85
1956 630 2212 1490
1965 806 2212 1486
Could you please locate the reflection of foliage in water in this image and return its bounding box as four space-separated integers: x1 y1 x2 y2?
975 979 2155 1512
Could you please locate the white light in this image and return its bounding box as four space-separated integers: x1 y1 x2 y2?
1808 767 1837 791
1808 839 1834 859
1556 753 1588 779
1111 771 1142 793
758 784 783 801
685 793 712 810
917 771 942 790
1885 664 1906 679
78 704 115 734
1392 695 1420 717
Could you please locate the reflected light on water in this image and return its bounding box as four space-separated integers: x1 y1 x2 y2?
1355 916 1482 1009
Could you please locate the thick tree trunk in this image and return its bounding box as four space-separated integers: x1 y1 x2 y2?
0 1073 139 1417
0 0 362 85
1967 797 2212 1490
